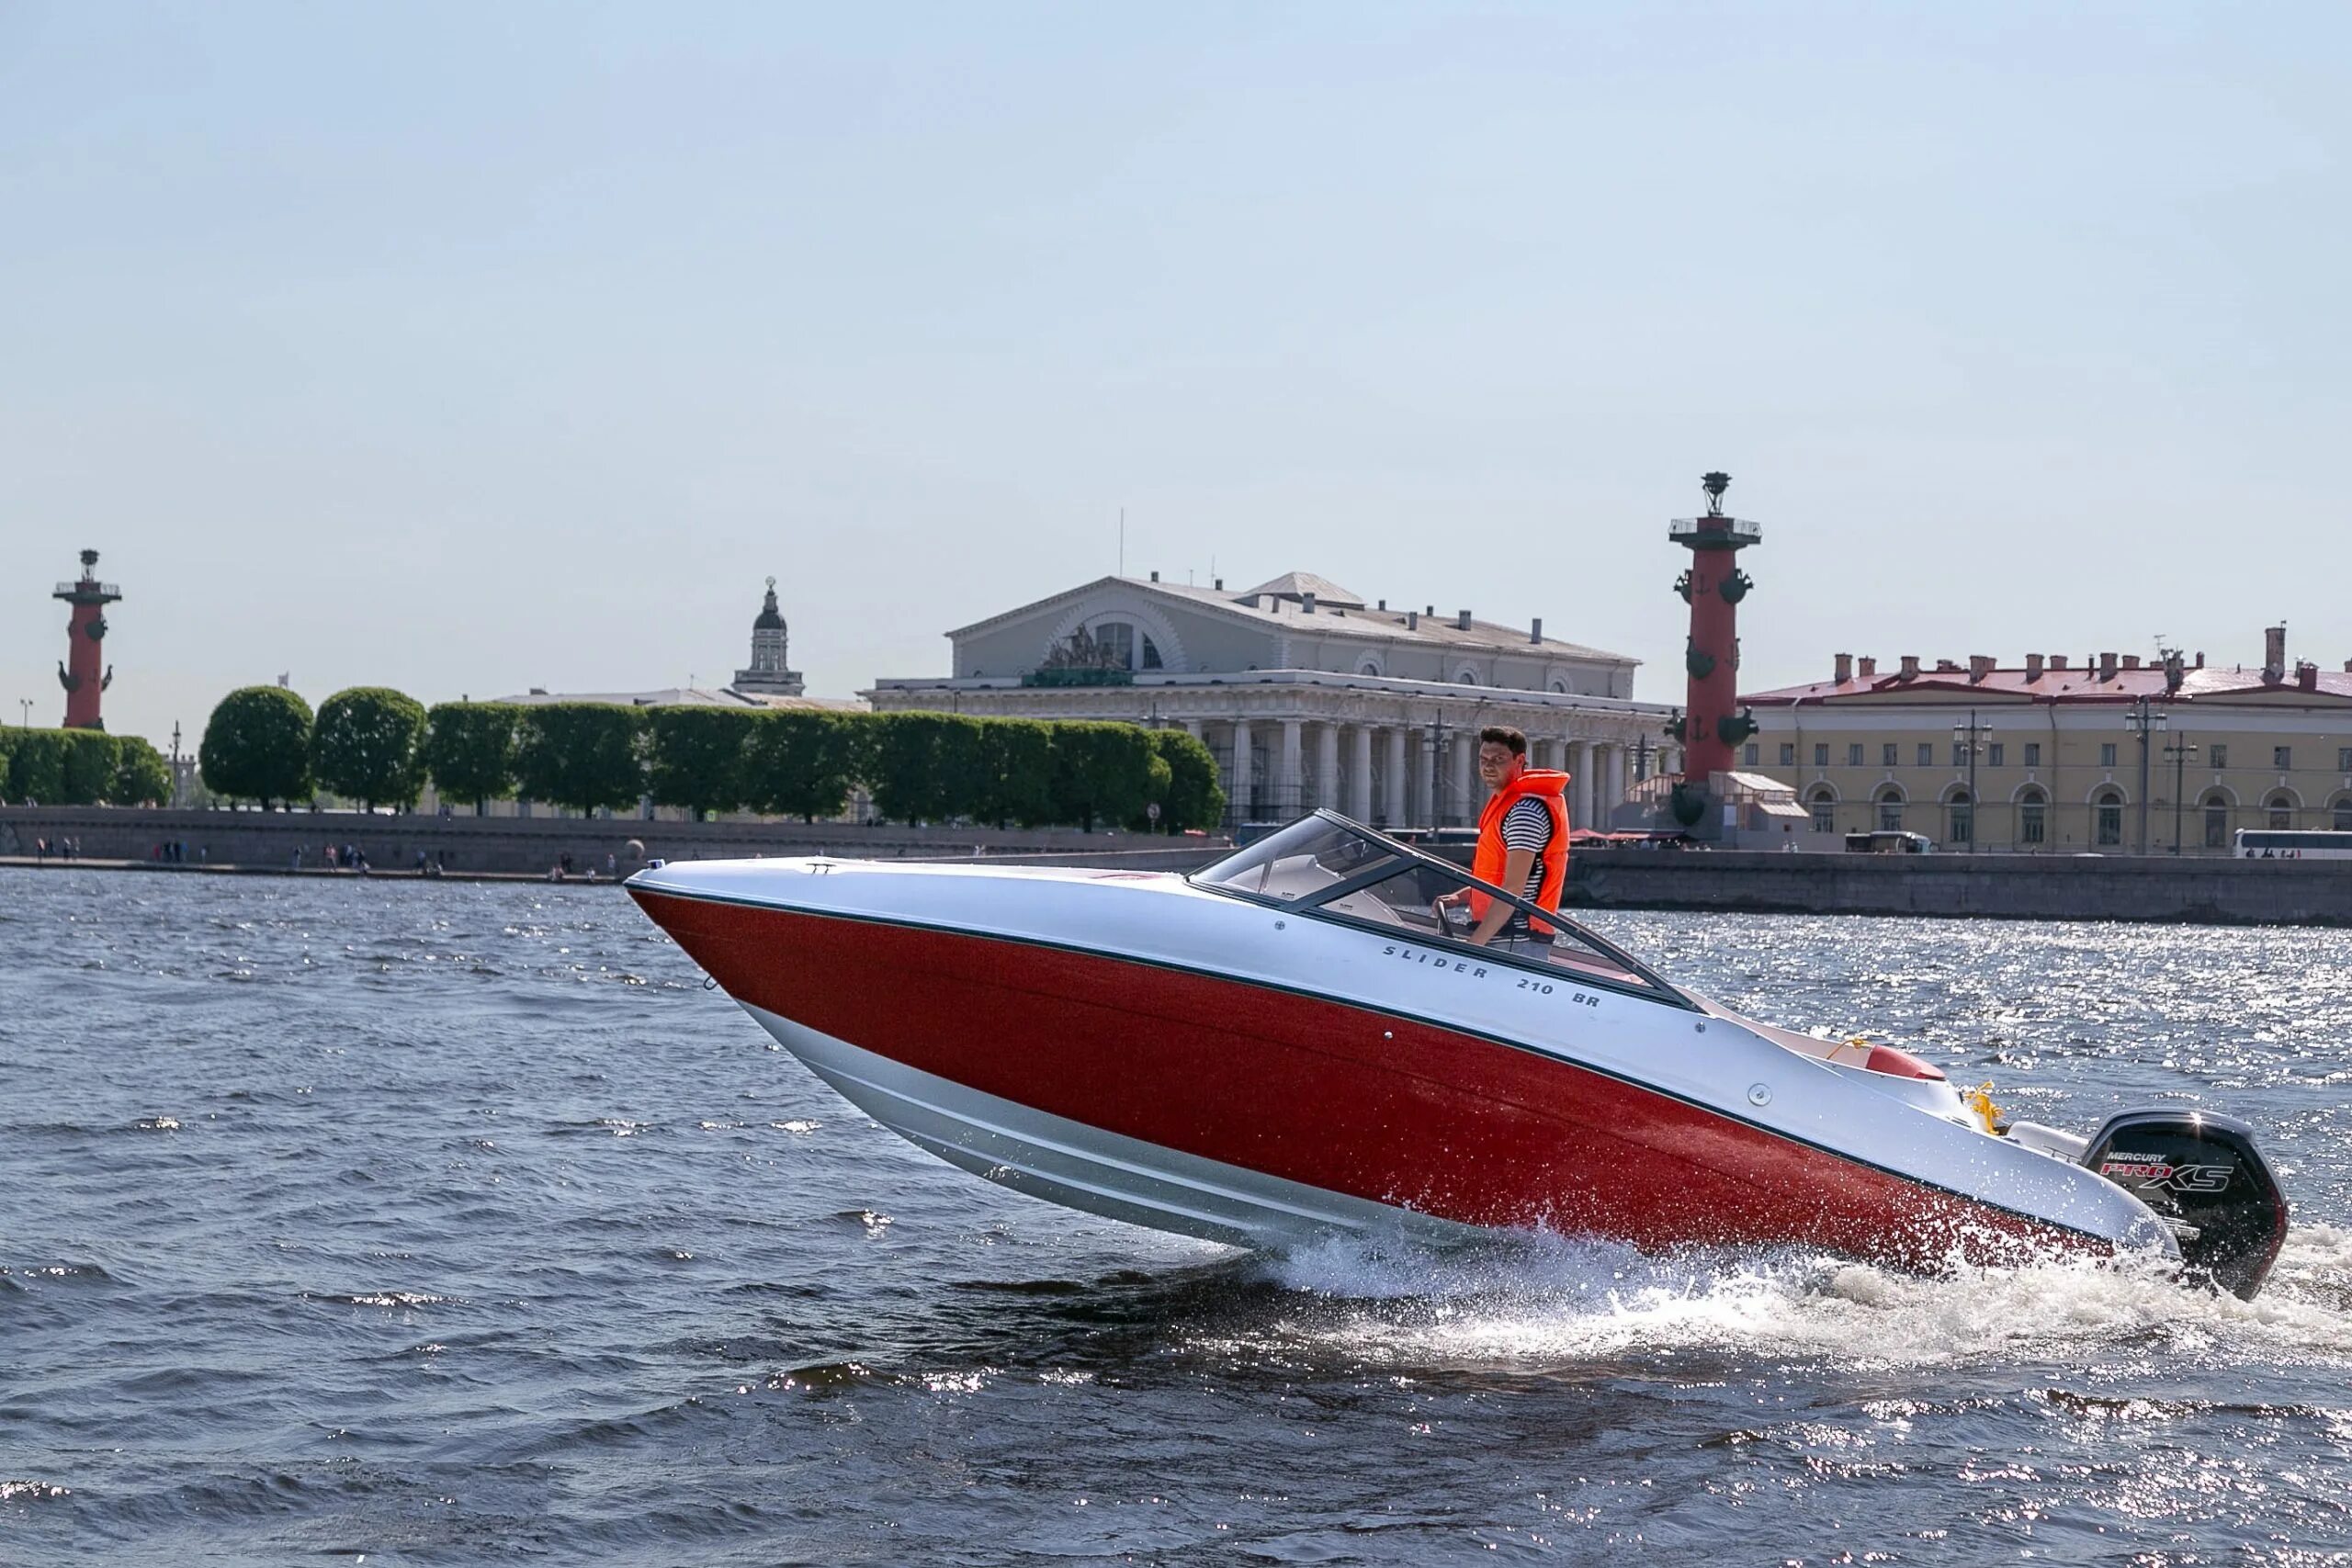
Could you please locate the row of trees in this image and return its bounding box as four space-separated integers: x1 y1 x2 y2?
0 727 172 807
196 688 1227 831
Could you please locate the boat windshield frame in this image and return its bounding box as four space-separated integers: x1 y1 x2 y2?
1190 810 1696 1010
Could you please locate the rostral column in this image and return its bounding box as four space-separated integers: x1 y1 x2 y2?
1664 472 1759 829
54 547 121 729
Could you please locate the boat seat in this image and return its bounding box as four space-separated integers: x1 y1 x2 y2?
1848 1043 1945 1080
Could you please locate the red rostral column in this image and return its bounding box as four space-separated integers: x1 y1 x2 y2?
54 547 121 730
1667 472 1760 791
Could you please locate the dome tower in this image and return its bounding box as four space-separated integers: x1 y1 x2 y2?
732 577 806 696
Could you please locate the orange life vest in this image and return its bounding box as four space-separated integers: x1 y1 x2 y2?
1469 768 1570 932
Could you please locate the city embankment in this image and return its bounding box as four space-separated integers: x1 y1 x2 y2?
8 805 2352 923
0 806 1223 881
1548 847 2352 926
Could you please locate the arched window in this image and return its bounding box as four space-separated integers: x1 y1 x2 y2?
1090 622 1164 671
1875 786 1905 832
2018 787 2047 847
1549 679 1569 694
1808 785 1837 835
1357 658 1383 678
1456 667 1481 686
2095 788 2123 847
2267 793 2295 831
2203 793 2231 849
1947 790 1973 847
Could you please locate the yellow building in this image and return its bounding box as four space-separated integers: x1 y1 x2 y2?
1739 631 2352 852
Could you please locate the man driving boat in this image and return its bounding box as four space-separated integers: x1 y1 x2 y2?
1435 726 1570 946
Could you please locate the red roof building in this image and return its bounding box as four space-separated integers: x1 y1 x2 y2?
1736 631 2352 853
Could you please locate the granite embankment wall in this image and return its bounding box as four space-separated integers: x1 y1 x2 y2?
0 807 1227 876
11 807 2350 922
1549 848 2352 926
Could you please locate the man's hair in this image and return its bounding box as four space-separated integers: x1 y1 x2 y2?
1478 726 1527 756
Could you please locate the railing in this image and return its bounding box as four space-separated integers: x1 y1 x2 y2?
1022 667 1135 688
54 581 122 597
1666 517 1762 547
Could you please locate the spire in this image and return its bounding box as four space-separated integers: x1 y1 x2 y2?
753 574 786 631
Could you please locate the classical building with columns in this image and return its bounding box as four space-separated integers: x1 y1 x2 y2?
867 570 1678 829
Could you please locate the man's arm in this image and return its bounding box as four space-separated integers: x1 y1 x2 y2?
1465 848 1536 945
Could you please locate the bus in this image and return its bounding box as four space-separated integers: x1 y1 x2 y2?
1845 829 1936 854
2233 830 2352 860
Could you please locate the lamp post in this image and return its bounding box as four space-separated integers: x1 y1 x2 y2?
1951 709 1992 852
2164 736 2199 854
15 699 28 728
2124 697 2167 855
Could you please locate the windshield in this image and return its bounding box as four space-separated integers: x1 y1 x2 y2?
1193 812 1690 1006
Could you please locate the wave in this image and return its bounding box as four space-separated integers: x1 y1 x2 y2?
1242 1223 2352 1371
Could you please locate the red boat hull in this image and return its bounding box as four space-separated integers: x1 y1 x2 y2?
638 887 2098 1269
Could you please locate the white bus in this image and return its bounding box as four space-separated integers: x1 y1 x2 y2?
2234 829 2352 860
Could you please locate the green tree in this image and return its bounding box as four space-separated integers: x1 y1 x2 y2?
648 706 758 820
60 731 118 805
1047 721 1156 832
199 686 314 807
933 715 988 821
865 712 988 823
6 730 63 802
744 710 860 822
311 687 428 811
112 735 173 806
975 718 1056 828
0 728 14 798
1148 728 1226 831
424 703 520 812
6 729 117 805
514 703 649 816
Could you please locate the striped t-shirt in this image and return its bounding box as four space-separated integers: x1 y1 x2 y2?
1499 795 1556 902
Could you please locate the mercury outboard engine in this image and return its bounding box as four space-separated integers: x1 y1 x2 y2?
2084 1110 2288 1299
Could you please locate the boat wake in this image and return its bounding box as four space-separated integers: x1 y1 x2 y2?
1243 1223 2352 1371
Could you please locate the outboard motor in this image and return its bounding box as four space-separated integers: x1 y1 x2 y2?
2084 1110 2288 1299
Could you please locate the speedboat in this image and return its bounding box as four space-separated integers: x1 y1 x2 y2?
627 811 2289 1298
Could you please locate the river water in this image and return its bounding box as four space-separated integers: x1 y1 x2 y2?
4 869 2349 1565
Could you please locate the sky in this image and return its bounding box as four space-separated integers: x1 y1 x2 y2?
3 1 2346 750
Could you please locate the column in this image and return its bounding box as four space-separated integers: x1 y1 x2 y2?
1228 719 1254 823
1316 722 1341 811
1351 726 1374 822
1277 719 1304 818
1384 727 1410 828
1182 718 1203 739
1570 740 1595 829
1452 731 1477 825
1401 724 1420 827
1604 744 1627 825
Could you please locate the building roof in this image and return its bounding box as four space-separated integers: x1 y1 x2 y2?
952 574 1635 665
1745 661 2352 706
1715 770 1801 797
1240 570 1366 608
